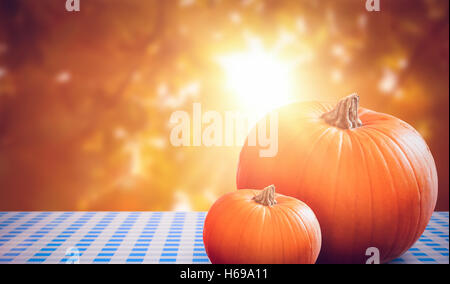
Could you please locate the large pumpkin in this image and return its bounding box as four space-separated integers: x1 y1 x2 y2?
203 185 322 264
236 94 438 264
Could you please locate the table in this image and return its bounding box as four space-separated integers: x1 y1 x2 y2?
0 211 447 264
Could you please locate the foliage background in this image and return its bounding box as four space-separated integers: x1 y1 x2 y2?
0 0 448 211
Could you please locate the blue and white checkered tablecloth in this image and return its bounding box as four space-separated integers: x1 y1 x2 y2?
0 211 447 264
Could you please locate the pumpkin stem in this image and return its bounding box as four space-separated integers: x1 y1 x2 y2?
321 93 363 129
253 185 277 206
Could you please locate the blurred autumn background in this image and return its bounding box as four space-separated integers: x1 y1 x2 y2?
0 0 448 211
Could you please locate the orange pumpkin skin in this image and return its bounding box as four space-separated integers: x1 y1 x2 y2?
236 98 438 264
203 187 322 264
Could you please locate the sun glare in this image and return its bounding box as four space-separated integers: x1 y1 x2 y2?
219 40 294 116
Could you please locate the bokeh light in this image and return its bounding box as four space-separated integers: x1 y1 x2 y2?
219 38 294 116
0 0 448 211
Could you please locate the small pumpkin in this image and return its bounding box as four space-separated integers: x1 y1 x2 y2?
203 185 322 264
237 94 438 264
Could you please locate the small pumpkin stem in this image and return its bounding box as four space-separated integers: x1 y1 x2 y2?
321 93 363 129
253 185 277 206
